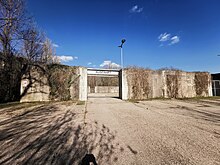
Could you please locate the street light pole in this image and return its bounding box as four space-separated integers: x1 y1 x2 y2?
118 39 126 69
120 46 123 68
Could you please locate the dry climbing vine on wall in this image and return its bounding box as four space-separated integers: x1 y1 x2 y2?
166 70 181 98
88 77 118 86
126 67 151 100
194 72 209 96
48 64 80 101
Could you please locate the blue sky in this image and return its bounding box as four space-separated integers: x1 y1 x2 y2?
27 0 220 73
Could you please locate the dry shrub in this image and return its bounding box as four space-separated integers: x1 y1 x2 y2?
166 70 181 98
194 72 209 96
88 77 118 87
48 64 79 101
126 67 151 99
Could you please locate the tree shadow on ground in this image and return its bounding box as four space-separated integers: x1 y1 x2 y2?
173 105 220 126
0 104 123 164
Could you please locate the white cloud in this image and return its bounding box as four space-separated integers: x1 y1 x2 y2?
129 5 143 13
56 55 78 62
158 33 180 46
100 60 120 69
169 36 180 45
100 61 111 67
52 43 59 48
158 33 171 42
111 62 121 68
87 62 92 65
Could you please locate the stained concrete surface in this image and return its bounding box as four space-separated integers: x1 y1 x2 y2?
0 97 219 164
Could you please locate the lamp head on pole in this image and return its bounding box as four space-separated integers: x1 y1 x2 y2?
121 39 126 44
118 39 126 48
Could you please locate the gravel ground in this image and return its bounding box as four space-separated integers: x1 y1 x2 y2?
86 95 220 165
0 96 219 165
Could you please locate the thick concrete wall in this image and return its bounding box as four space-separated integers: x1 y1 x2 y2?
152 71 164 98
20 66 50 102
20 66 87 102
177 72 196 98
121 69 212 100
95 86 119 93
20 67 212 102
162 71 197 98
88 86 119 93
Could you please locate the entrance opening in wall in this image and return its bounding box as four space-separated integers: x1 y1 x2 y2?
87 68 121 98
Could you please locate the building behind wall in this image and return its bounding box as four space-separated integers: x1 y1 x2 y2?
211 73 220 96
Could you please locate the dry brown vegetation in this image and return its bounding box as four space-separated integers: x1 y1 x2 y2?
195 72 210 96
125 67 211 100
48 64 80 101
126 67 152 100
166 70 181 98
88 77 118 86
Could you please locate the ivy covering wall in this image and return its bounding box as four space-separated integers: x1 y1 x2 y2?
48 64 80 101
20 64 80 102
126 67 152 100
125 67 211 100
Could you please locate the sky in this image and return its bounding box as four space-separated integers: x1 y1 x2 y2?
27 0 220 73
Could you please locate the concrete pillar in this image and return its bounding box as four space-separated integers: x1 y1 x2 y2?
78 67 87 101
162 70 167 98
119 69 128 100
208 74 213 96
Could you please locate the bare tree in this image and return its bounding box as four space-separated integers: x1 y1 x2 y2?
41 38 56 64
0 0 60 103
0 0 30 102
22 26 44 62
0 0 29 57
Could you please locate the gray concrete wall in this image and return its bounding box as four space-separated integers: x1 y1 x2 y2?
151 71 165 98
20 66 87 102
121 69 212 100
20 67 50 102
177 72 196 98
88 86 119 93
95 86 119 93
20 67 212 102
